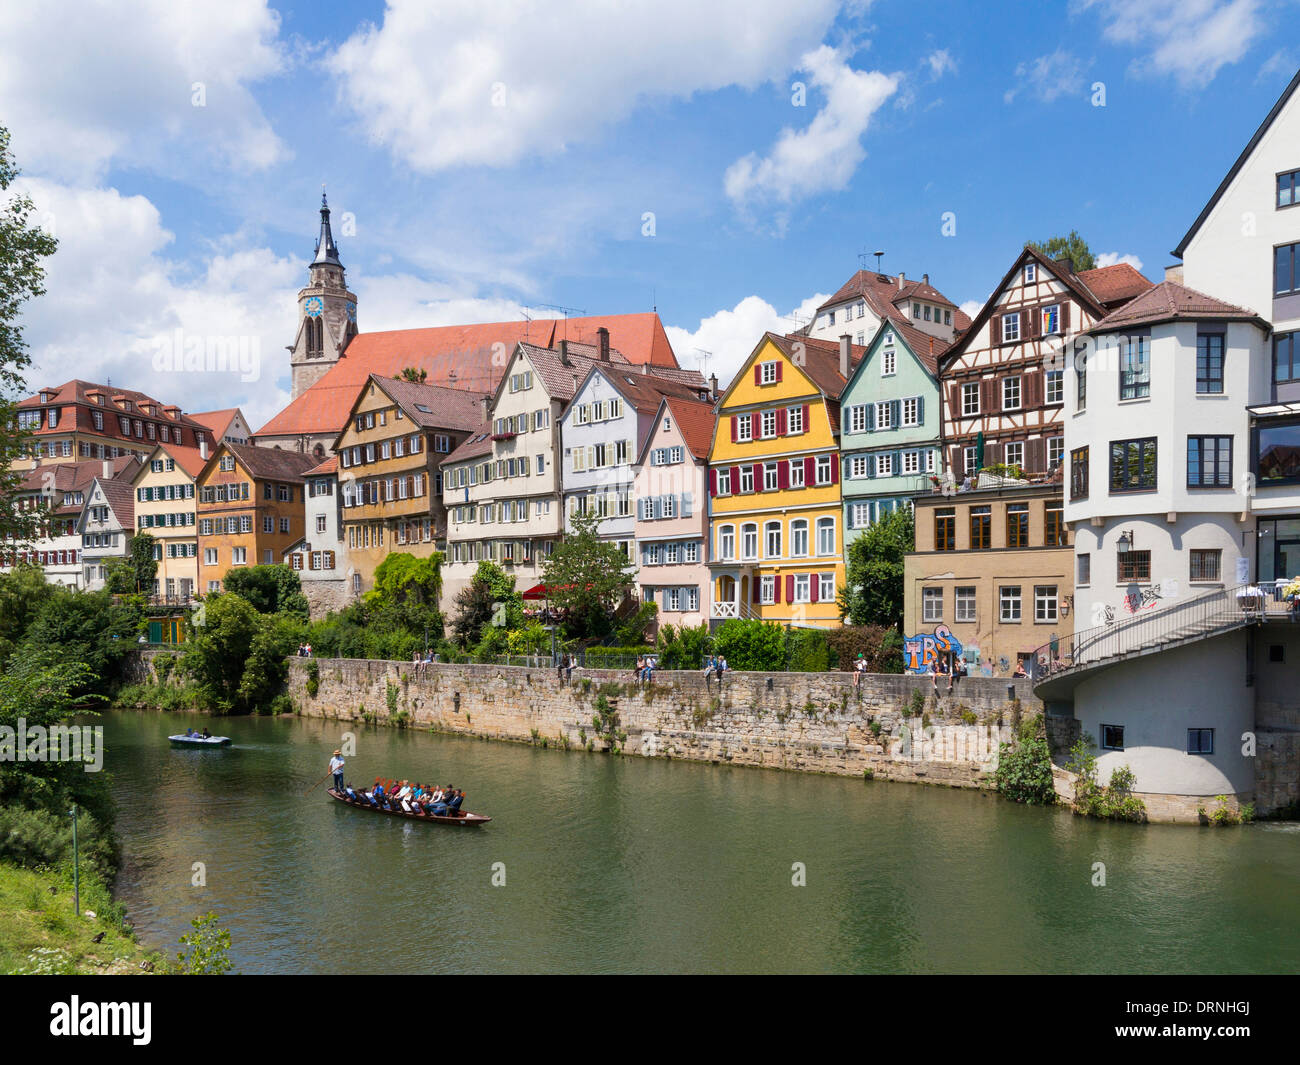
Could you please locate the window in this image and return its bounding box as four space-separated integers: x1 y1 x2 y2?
1075 348 1088 411
901 397 920 426
969 506 991 549
1007 503 1029 547
1077 553 1091 585
902 449 920 475
999 586 1021 623
815 455 833 485
1190 549 1222 582
955 586 976 623
1034 585 1058 622
1110 438 1157 492
1276 241 1300 297
740 466 754 494
1187 435 1232 487
963 446 977 476
875 402 892 430
1004 442 1024 471
1047 436 1064 471
935 508 955 551
1100 725 1125 752
1279 169 1300 208
875 452 894 477
718 469 732 495
882 348 896 376
1273 331 1298 385
1002 314 1021 343
788 459 804 488
760 575 776 604
787 406 804 434
849 405 868 434
1197 333 1225 394
719 526 735 560
794 574 811 603
1119 335 1150 399
759 361 778 385
961 382 979 416
849 455 868 479
761 410 777 438
1041 304 1060 335
1187 728 1215 755
816 517 835 556
736 415 752 442
786 520 803 557
1024 263 1036 284
741 523 758 560
1045 503 1066 547
1071 446 1089 501
922 587 943 623
1046 370 1063 405
1117 550 1152 583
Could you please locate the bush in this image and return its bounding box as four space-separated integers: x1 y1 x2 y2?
826 625 904 674
785 628 832 672
656 623 711 671
995 718 1056 805
712 619 785 672
1066 739 1146 822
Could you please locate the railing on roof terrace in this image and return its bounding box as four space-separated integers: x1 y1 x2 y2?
1029 581 1299 688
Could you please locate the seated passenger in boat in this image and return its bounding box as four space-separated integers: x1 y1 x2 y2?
447 789 465 815
201 728 211 738
428 785 453 816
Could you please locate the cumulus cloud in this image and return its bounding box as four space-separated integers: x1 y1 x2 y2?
1094 251 1144 271
0 0 287 183
1004 49 1090 104
724 46 898 217
925 49 958 80
959 299 984 321
328 0 839 173
665 292 828 392
1075 0 1264 88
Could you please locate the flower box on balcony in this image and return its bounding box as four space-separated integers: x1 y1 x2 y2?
490 432 516 441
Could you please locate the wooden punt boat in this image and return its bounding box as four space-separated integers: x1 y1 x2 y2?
168 734 232 747
327 788 491 826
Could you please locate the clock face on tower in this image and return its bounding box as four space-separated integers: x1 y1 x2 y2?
304 296 324 319
345 301 357 323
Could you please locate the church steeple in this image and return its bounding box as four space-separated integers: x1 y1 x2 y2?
312 190 342 268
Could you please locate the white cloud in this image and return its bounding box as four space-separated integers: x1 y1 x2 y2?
724 46 898 215
1095 251 1144 271
0 0 287 183
1004 49 1090 104
665 292 828 392
959 299 984 321
328 0 839 173
1257 49 1298 83
1075 0 1264 88
925 49 957 80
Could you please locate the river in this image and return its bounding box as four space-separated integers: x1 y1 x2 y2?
102 710 1300 974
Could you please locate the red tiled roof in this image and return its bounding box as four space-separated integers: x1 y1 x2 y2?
304 455 338 477
764 332 867 400
255 313 678 439
1085 280 1266 332
17 380 212 436
188 408 242 436
19 457 140 514
93 475 136 529
874 313 952 376
1075 263 1154 307
593 365 712 415
662 395 717 461
441 424 493 466
223 443 320 483
817 269 967 323
366 375 488 432
140 443 209 480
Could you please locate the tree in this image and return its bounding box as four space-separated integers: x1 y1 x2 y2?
397 367 427 383
450 560 522 648
182 594 262 713
712 619 785 671
540 511 635 639
0 563 55 662
104 534 157 595
0 126 59 545
838 507 913 629
221 564 309 620
19 586 145 695
1028 230 1095 272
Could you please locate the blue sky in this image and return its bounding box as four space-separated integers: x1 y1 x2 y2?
1 0 1296 427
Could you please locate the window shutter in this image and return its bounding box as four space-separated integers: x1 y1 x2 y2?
1025 371 1044 409
981 377 997 413
775 362 783 383
801 404 810 432
915 395 925 424
754 365 762 385
867 405 875 432
949 446 961 475
682 493 693 517
750 411 759 439
1062 303 1071 331
752 579 761 605
785 574 795 603
778 462 788 490
641 545 650 566
1029 307 1040 339
893 450 902 474
774 575 782 603
866 456 875 479
947 382 960 419
990 314 1000 345
751 463 761 489
730 417 737 443
1020 310 1030 340
830 457 839 484
709 469 717 496
891 399 901 428
776 407 787 435
1026 437 1046 474
810 578 819 603
804 456 814 484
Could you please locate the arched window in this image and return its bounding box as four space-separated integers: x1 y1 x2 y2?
790 519 808 557
718 524 735 561
816 517 836 556
741 523 758 560
765 520 782 558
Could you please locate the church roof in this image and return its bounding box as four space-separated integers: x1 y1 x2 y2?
311 192 342 268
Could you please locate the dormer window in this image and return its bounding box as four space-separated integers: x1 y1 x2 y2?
1025 263 1037 283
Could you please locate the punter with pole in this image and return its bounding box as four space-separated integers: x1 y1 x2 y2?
329 749 345 793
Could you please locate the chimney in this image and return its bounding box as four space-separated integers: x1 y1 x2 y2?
1164 263 1184 283
709 373 718 400
102 460 112 479
480 395 489 421
639 362 648 375
1055 255 1074 275
839 334 851 380
596 326 610 362
558 339 570 365
922 273 929 286
897 271 905 290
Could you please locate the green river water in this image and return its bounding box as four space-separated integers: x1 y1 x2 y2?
102 711 1300 974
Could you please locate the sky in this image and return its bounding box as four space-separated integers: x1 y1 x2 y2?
1 0 1296 430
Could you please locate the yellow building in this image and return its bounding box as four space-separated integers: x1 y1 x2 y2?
131 443 208 602
707 333 862 629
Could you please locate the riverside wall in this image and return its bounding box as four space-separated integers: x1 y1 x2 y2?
281 658 1041 789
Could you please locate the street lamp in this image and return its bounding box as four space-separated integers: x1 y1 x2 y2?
68 804 80 917
1116 530 1134 554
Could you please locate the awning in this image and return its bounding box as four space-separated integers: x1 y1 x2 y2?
521 583 549 601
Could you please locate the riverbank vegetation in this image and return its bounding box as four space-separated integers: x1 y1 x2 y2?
994 718 1057 806
1065 739 1147 822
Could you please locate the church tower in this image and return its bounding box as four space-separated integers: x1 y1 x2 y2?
289 192 358 400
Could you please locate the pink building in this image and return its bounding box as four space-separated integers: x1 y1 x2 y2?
633 396 716 631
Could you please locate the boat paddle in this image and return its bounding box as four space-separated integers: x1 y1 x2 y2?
304 769 333 797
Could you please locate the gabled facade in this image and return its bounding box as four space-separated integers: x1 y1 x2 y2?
806 267 968 347
839 321 947 538
283 456 355 616
707 333 860 628
333 374 485 595
191 408 254 448
940 248 1152 481
78 475 135 590
633 396 715 630
132 444 206 602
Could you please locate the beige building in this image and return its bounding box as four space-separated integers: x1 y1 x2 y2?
132 443 208 602
904 482 1073 677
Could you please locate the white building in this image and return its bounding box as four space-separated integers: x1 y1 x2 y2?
282 456 356 616
805 266 967 348
79 473 136 590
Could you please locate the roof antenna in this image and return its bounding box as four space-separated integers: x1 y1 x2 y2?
874 250 884 273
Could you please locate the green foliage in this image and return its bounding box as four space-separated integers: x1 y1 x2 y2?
176 912 235 975
221 564 310 621
1027 230 1096 272
1206 795 1254 826
786 628 832 673
103 534 158 595
655 623 711 671
614 601 658 646
305 658 320 698
540 510 635 639
908 688 925 716
1066 739 1146 822
182 594 295 714
397 366 428 383
977 462 1024 481
712 619 786 671
450 560 522 648
17 586 145 697
0 565 56 663
839 508 913 629
995 718 1057 806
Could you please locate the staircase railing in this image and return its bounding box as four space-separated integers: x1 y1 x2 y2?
1030 582 1298 686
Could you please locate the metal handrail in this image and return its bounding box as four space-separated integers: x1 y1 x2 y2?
1030 581 1297 685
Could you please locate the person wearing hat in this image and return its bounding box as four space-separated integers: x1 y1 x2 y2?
328 749 345 793
853 653 867 690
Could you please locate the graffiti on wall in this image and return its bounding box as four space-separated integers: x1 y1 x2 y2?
903 624 965 674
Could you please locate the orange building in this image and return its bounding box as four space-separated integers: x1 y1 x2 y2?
196 444 318 593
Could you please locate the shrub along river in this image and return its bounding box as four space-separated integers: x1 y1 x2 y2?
103 710 1300 974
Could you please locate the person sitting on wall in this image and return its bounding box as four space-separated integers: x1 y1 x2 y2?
853 654 867 690
929 658 941 693
1013 662 1028 679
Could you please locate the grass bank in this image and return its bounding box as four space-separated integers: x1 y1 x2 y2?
0 860 163 975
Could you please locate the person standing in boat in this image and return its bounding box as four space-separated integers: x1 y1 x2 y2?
329 749 345 792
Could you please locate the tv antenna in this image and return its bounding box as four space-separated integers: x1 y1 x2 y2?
693 348 713 373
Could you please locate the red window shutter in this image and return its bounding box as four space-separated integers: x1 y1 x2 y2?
804 456 814 484
774 575 782 603
730 465 741 492
830 456 840 484
752 463 761 489
948 382 960 419
810 577 819 603
754 365 762 385
776 407 787 435
709 469 717 497
801 404 809 432
730 416 737 443
778 462 788 490
1028 307 1040 339
785 574 795 603
752 580 761 604
750 411 759 438
775 362 783 383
